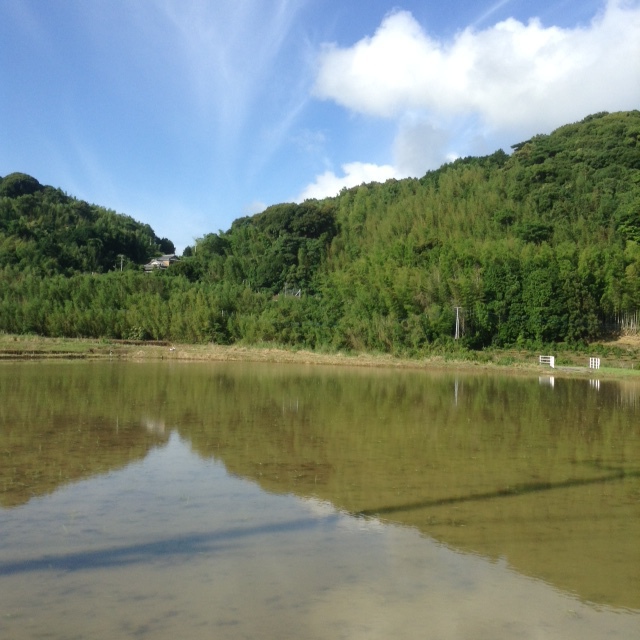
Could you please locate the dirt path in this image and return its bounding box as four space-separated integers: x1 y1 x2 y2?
0 333 638 379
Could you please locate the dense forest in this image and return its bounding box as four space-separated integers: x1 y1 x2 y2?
0 172 174 275
1 110 639 353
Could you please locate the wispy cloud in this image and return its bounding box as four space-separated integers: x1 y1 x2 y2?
292 129 327 155
248 89 311 181
244 200 268 216
1 1 51 52
160 0 308 144
473 0 513 28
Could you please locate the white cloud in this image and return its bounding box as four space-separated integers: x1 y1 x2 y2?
313 0 640 134
244 200 267 215
303 0 640 195
297 161 400 201
393 117 452 176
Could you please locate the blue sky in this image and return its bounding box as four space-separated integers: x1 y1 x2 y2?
1 0 639 252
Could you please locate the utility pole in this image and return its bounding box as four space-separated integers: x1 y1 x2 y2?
454 306 463 340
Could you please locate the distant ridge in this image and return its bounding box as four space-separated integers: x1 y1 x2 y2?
1 111 639 349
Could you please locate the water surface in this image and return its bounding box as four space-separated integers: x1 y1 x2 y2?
1 362 639 638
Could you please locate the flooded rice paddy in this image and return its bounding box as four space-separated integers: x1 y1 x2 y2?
1 361 639 639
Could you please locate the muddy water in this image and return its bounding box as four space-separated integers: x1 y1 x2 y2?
1 361 639 639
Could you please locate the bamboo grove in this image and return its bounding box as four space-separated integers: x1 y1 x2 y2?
1 111 640 354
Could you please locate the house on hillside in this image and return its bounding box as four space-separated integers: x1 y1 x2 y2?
144 254 180 272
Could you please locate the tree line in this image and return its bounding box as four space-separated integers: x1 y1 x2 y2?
1 111 639 353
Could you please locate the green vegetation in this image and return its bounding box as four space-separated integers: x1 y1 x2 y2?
1 111 640 353
0 172 173 275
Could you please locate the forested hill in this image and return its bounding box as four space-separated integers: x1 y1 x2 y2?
0 172 174 275
173 110 640 347
2 111 640 350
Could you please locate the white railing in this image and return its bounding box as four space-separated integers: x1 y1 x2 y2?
589 357 600 369
539 355 555 368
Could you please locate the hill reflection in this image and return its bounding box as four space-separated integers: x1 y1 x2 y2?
1 361 639 610
0 363 169 507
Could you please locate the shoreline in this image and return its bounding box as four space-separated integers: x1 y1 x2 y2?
1 333 639 380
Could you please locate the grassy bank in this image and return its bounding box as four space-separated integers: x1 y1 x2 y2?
1 333 639 379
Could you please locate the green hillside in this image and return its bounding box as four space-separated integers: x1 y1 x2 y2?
1 111 639 351
0 172 174 275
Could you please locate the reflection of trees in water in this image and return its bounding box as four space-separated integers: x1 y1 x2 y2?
357 465 640 516
3 364 639 495
142 417 167 435
0 365 170 508
170 367 640 611
616 383 640 409
1 362 639 609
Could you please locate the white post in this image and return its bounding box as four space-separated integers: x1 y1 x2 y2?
454 307 462 340
539 355 555 368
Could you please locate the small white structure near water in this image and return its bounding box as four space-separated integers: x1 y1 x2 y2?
539 355 555 368
589 357 601 369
